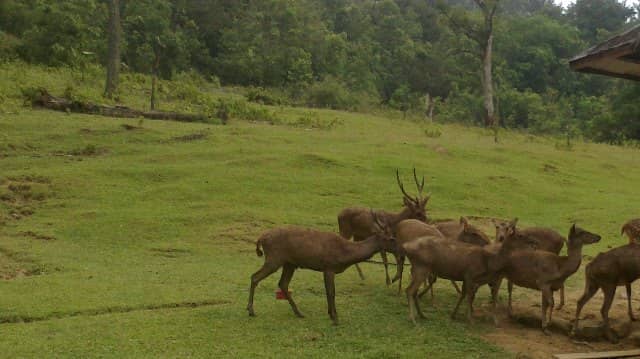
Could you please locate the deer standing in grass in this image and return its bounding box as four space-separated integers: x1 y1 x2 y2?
572 240 640 343
393 217 491 296
493 219 568 310
499 224 601 334
247 212 396 325
338 169 429 285
402 223 509 325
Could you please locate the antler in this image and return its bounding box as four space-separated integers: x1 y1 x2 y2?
396 169 415 202
370 209 387 231
412 168 425 197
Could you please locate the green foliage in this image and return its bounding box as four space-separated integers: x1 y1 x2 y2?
424 125 443 138
0 31 21 60
245 87 288 106
1 0 639 142
567 0 637 44
305 76 363 110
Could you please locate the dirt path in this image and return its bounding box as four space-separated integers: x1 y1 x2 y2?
479 287 640 358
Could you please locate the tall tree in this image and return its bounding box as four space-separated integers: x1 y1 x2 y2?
104 0 121 99
567 0 636 44
440 0 500 138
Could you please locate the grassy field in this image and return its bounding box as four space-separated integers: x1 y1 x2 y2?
1 63 639 357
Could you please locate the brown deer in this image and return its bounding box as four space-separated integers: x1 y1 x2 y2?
572 242 640 343
402 227 510 325
338 169 429 284
621 218 640 243
499 224 601 334
247 211 396 325
393 218 491 296
493 219 568 309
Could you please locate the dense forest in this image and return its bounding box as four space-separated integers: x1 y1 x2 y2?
1 0 639 143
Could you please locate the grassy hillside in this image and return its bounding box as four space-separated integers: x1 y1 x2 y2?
0 63 638 357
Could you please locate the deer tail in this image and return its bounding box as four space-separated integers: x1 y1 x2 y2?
255 238 264 257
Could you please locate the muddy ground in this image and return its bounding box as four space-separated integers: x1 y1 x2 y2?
478 287 640 358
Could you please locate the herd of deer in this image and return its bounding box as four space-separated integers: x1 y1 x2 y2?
247 169 640 343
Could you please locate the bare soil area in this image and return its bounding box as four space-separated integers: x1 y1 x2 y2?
479 287 640 358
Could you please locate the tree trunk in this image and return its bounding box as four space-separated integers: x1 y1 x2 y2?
104 0 121 99
425 93 436 123
482 33 495 129
150 51 160 111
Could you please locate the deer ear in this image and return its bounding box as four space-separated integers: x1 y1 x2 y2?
570 223 576 236
423 194 431 205
511 218 519 227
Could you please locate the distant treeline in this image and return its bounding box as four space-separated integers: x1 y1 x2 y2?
1 0 639 143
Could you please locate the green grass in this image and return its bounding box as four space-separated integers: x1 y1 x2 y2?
0 62 639 357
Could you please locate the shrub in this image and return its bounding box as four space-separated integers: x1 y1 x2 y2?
0 31 21 61
245 87 288 106
305 77 360 110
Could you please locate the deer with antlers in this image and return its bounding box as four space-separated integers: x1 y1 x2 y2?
338 169 430 285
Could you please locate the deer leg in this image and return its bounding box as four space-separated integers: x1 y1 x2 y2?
354 263 365 280
418 274 436 299
393 254 405 294
490 279 501 327
490 278 502 306
627 283 637 321
380 250 391 286
601 284 617 343
507 280 514 317
555 285 565 310
451 281 468 320
451 280 462 294
247 262 280 317
407 265 428 324
467 281 478 324
541 286 552 335
279 264 304 318
571 279 599 337
323 271 338 325
548 288 555 327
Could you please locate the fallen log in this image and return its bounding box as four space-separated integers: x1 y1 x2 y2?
29 88 208 123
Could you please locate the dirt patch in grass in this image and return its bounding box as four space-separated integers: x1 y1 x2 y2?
0 298 231 324
68 144 109 156
216 220 276 245
542 163 559 173
296 153 343 168
149 247 192 258
479 287 640 358
169 130 209 142
487 175 519 185
121 124 144 131
0 175 51 221
20 231 56 241
0 246 43 280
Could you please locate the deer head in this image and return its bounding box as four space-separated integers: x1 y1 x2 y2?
396 168 430 222
492 218 518 243
458 217 491 246
568 224 601 246
371 209 396 251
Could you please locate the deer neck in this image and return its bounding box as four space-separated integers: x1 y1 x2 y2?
341 236 383 266
560 240 583 276
487 241 510 273
387 207 413 226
